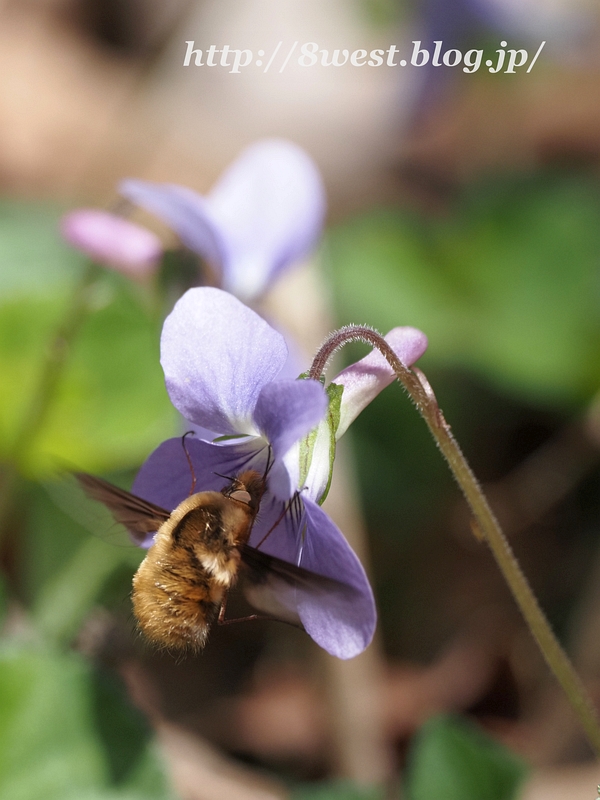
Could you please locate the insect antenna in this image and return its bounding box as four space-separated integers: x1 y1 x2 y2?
214 471 236 482
233 444 276 548
181 431 197 496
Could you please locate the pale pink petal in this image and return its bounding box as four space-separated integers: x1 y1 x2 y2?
61 210 162 277
334 327 428 438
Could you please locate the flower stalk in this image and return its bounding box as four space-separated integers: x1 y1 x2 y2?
310 324 600 757
0 263 100 538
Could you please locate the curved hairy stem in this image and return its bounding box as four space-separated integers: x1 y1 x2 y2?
311 324 600 757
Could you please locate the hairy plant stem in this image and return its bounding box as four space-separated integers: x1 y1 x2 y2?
0 263 100 538
310 324 600 757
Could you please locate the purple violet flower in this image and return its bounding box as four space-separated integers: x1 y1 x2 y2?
131 287 427 659
120 139 326 301
60 210 162 278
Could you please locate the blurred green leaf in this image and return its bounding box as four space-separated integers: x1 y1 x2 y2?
293 779 385 799
24 479 137 591
405 715 527 800
90 668 152 787
0 221 176 475
0 295 65 451
32 536 135 646
327 171 600 407
0 646 172 800
30 274 175 474
22 480 143 646
360 0 402 26
59 793 160 800
118 743 174 800
0 201 176 475
0 202 81 297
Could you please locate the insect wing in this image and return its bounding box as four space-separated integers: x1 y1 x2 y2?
239 543 360 628
75 473 170 546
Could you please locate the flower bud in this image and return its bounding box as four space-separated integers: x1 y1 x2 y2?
61 209 162 278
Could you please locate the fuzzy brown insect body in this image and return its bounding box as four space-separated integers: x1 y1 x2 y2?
132 471 263 650
76 466 352 653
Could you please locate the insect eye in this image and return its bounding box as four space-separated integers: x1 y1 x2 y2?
229 489 252 505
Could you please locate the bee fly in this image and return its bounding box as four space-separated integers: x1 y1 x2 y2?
76 468 348 651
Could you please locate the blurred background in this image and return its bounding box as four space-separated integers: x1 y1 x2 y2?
1 0 600 798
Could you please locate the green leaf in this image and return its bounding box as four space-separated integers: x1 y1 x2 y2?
0 295 66 452
119 743 174 800
326 171 600 408
89 668 155 790
22 481 141 635
29 273 177 474
0 646 173 800
0 202 81 298
0 271 177 476
0 647 106 799
405 715 528 800
293 779 385 799
0 201 177 474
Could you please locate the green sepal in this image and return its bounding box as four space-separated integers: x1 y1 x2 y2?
296 370 326 385
211 433 251 442
298 426 318 491
298 381 344 506
318 382 343 504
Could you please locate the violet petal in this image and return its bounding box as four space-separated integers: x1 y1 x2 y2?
119 180 225 276
250 495 377 658
206 139 326 299
133 435 297 556
121 140 325 300
253 379 328 460
253 378 327 501
133 436 268 509
334 326 428 438
262 498 376 659
132 437 375 658
161 288 288 435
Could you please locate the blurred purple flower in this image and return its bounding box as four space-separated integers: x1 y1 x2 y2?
120 139 326 301
131 287 427 659
461 0 590 42
410 0 587 127
60 209 162 278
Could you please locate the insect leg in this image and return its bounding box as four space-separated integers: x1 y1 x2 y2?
181 431 197 496
218 613 264 626
217 591 301 629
